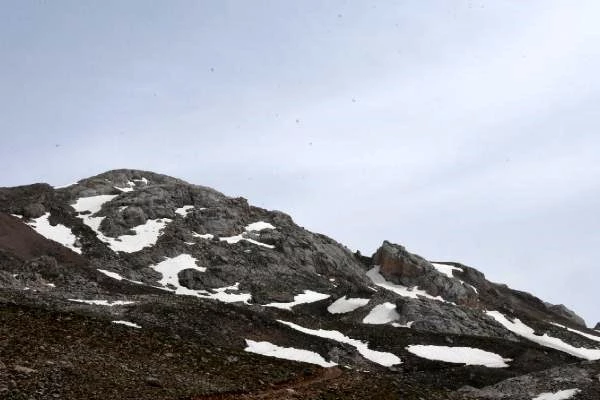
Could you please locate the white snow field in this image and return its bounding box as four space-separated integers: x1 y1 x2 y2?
531 388 580 400
362 302 400 324
366 266 447 302
68 299 136 306
550 322 600 343
244 339 336 367
25 213 81 254
149 254 251 303
112 320 141 329
278 320 402 367
406 345 511 368
265 290 330 310
327 296 370 314
73 194 171 253
486 311 600 360
431 263 463 278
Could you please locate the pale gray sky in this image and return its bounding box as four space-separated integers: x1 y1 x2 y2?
2 1 599 325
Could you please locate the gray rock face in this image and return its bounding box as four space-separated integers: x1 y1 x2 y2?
546 303 587 328
394 297 517 340
460 363 597 399
595 322 600 330
54 169 372 304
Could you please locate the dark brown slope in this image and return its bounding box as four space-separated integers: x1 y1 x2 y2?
0 213 85 266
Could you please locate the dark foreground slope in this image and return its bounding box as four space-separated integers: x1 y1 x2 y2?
1 169 599 399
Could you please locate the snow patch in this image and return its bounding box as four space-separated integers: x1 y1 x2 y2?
114 180 137 192
192 232 214 240
220 234 275 249
112 320 141 329
406 345 511 368
74 195 170 253
550 322 600 343
149 255 251 303
279 320 401 367
366 266 447 303
111 219 171 252
114 185 134 192
245 221 275 231
431 263 463 278
97 269 143 285
392 321 414 328
151 254 206 288
362 302 399 325
69 299 135 306
73 195 118 214
98 269 125 280
133 177 149 185
327 296 370 314
26 213 81 254
175 205 194 216
193 221 275 249
532 388 580 400
53 182 76 189
244 339 336 367
265 290 330 310
486 311 600 360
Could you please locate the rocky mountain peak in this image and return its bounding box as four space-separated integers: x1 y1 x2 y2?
1 170 599 399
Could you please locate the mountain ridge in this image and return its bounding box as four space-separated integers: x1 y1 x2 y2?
1 169 598 399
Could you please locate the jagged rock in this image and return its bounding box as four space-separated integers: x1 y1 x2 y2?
373 240 432 285
595 322 600 330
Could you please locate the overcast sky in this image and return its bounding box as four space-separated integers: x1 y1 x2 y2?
2 1 599 325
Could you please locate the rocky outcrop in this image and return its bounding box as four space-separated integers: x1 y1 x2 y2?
373 241 478 305
394 297 518 340
546 303 587 328
459 362 600 399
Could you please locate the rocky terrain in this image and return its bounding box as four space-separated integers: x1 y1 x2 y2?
1 169 599 399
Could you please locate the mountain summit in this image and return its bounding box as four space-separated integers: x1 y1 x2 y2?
1 169 599 399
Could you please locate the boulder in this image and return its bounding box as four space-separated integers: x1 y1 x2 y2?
373 241 431 286
122 206 147 227
22 203 45 219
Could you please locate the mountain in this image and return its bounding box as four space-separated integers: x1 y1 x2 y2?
1 169 599 399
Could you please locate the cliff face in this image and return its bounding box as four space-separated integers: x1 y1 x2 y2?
0 169 598 400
